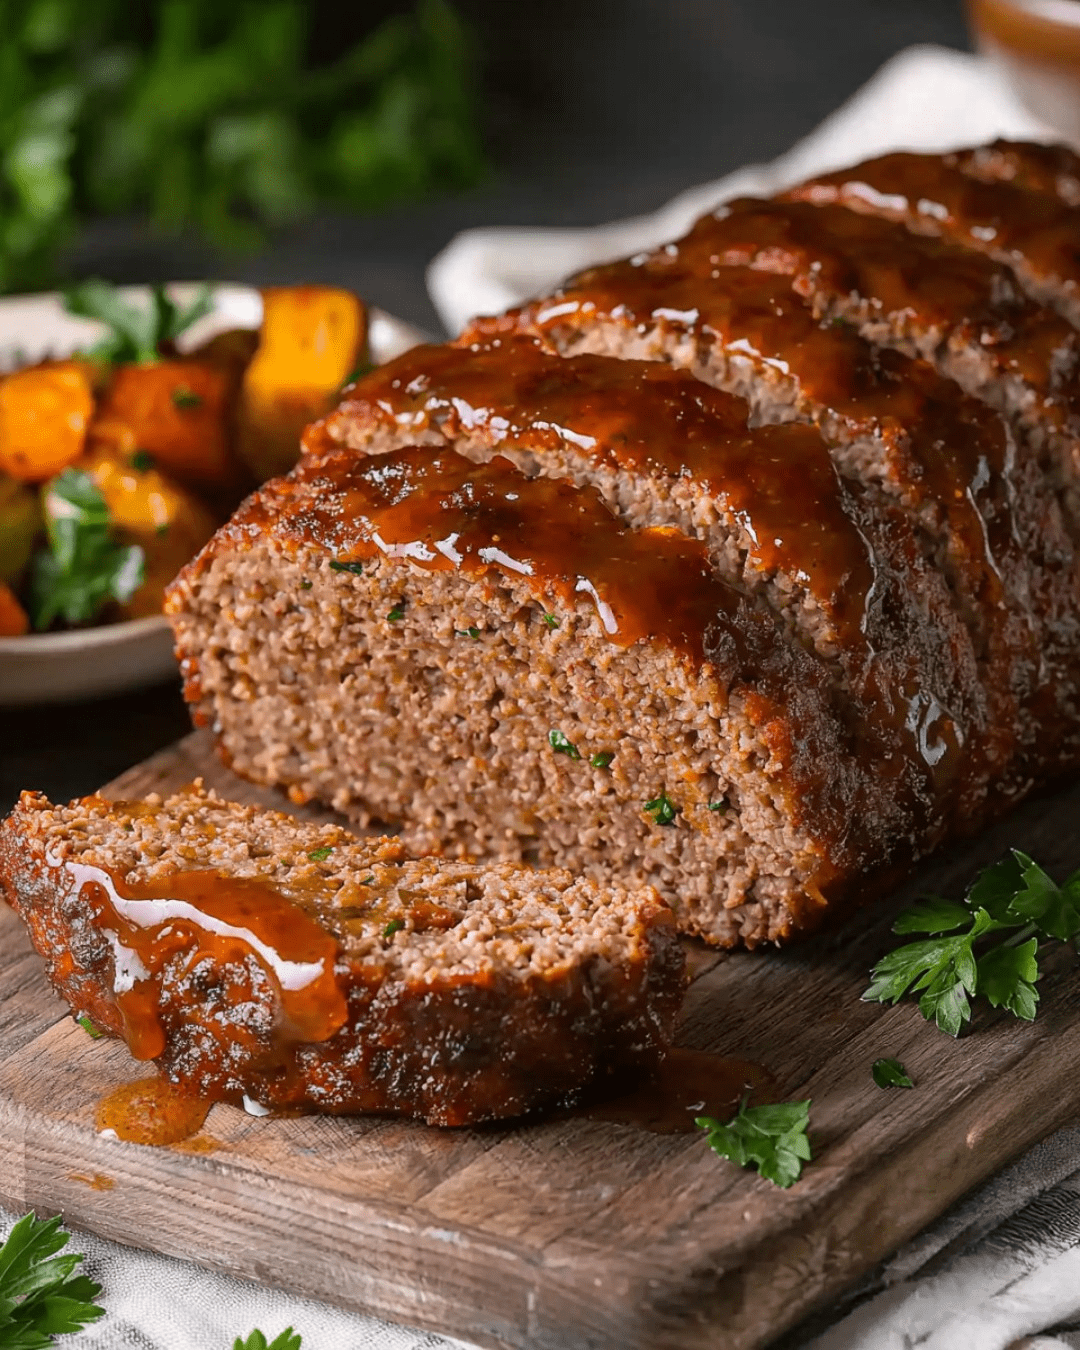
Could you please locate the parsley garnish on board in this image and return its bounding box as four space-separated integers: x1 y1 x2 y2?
863 851 1080 1037
696 1099 812 1190
75 1014 103 1040
63 280 213 364
234 1331 302 1350
644 791 679 827
30 471 144 630
548 730 581 760
872 1058 914 1089
0 1212 104 1346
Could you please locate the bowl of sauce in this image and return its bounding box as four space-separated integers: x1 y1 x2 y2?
968 0 1080 141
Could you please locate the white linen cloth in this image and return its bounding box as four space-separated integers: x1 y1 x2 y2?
12 42 1080 1350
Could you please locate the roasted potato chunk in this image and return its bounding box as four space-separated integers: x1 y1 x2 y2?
0 475 42 584
92 360 245 498
79 443 217 619
0 362 95 482
0 579 29 636
239 286 367 480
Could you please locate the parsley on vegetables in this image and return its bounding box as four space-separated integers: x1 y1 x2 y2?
306 847 333 863
863 851 1080 1037
548 729 580 760
63 280 213 363
233 1331 302 1350
383 919 405 939
329 559 364 575
30 471 144 630
590 752 614 769
644 791 679 827
696 1099 812 1189
872 1058 913 1089
75 1015 103 1040
171 386 203 410
129 450 155 472
0 1212 105 1347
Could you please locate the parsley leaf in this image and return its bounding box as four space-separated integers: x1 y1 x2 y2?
590 752 614 769
696 1098 812 1189
0 1212 105 1346
644 791 679 827
233 1331 302 1350
64 281 213 363
129 449 155 472
454 626 481 639
75 1014 103 1040
306 847 333 863
548 729 581 760
864 851 1080 1037
329 559 364 575
707 799 728 813
542 612 559 630
872 1057 913 1089
171 386 203 410
30 471 144 630
383 919 405 939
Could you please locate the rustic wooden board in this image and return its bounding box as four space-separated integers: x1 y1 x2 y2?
2 729 1080 1350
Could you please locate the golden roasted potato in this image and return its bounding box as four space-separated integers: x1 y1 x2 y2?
92 359 246 499
79 442 217 619
238 286 368 481
0 361 95 482
0 579 29 636
0 474 42 584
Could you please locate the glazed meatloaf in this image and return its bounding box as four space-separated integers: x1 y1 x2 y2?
0 785 684 1125
169 140 1080 947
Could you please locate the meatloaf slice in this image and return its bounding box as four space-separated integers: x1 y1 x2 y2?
312 336 990 832
0 784 685 1125
468 265 1078 786
166 445 938 947
785 142 1080 328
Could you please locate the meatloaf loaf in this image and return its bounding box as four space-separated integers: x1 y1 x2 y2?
169 140 1080 947
0 784 684 1125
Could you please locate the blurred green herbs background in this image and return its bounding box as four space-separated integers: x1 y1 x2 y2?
0 0 486 293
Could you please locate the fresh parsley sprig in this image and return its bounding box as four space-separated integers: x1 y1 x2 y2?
63 281 214 364
863 851 1080 1037
30 471 144 630
0 1213 104 1348
696 1098 812 1189
233 1331 301 1350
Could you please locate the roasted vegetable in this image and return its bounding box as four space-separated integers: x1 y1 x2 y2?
92 360 245 497
30 470 144 630
0 475 42 584
0 579 29 636
0 362 95 482
79 444 217 619
239 286 368 480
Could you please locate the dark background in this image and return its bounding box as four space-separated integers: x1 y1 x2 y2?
0 0 972 812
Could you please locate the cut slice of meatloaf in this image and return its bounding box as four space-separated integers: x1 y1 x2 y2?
311 335 990 833
785 142 1080 328
167 445 947 947
467 262 1080 786
0 784 685 1125
654 197 1080 534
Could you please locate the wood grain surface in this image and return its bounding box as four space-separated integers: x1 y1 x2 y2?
1 728 1079 1350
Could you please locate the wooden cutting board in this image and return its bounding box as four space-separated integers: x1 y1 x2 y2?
2 729 1080 1350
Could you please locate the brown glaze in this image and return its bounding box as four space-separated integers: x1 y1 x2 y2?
788 147 1080 318
62 859 347 1063
96 1076 211 1146
694 196 1080 415
579 1048 776 1134
327 337 876 644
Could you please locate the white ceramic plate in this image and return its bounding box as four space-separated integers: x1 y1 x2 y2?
0 284 429 706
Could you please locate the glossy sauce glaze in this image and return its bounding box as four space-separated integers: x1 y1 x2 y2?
788 146 1080 316
63 858 348 1063
96 1076 212 1146
327 337 876 646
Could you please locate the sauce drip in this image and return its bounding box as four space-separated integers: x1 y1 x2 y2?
65 860 348 1062
579 1049 776 1134
96 1076 211 1146
67 1172 115 1191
